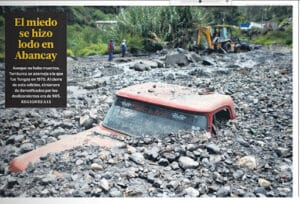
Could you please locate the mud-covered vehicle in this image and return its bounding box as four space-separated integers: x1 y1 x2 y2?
104 82 236 135
10 82 236 172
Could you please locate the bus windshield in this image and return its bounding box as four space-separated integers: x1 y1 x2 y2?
103 96 208 137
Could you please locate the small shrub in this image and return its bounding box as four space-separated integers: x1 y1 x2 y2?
0 52 4 62
250 30 292 46
125 35 144 52
67 49 74 56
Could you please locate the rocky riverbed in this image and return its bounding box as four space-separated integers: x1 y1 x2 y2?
0 45 293 197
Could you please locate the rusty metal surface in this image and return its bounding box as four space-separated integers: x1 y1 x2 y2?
9 83 236 172
9 126 124 172
116 82 235 113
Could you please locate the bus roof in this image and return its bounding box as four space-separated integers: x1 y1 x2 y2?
116 82 234 113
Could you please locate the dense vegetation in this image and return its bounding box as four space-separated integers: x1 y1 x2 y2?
0 15 4 60
0 6 293 60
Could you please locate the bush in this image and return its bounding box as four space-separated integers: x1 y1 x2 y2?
143 39 163 52
0 52 4 62
251 30 292 46
77 43 104 56
67 49 74 56
0 16 4 27
0 16 4 61
124 35 144 52
67 23 104 56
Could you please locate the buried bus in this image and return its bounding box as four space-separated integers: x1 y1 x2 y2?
9 82 236 172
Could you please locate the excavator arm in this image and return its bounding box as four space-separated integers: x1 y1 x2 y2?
196 26 214 49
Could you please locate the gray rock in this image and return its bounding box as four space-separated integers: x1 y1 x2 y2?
198 183 208 195
79 115 94 129
209 155 222 164
184 187 199 197
244 192 256 197
254 187 266 196
102 172 113 179
125 187 143 197
158 158 169 166
46 137 57 143
91 188 102 197
146 173 155 184
61 121 74 129
258 178 271 188
81 184 92 194
15 134 26 143
41 189 50 196
39 175 55 186
275 147 291 158
190 53 202 62
72 190 86 197
154 60 164 68
153 179 163 188
277 187 291 197
142 60 159 68
187 144 198 151
144 147 160 161
100 178 110 192
20 143 35 153
109 187 122 197
233 170 244 179
89 109 99 120
63 110 74 118
202 59 216 66
166 73 175 81
177 48 187 53
129 152 145 165
127 146 137 154
236 189 246 197
266 191 275 197
236 138 250 147
76 159 84 166
7 176 18 188
188 68 210 77
206 143 221 154
117 181 127 188
238 156 257 170
178 156 199 169
166 180 180 189
216 186 231 197
159 49 168 55
165 53 189 67
104 96 114 105
10 122 21 129
91 163 103 171
51 127 65 137
0 163 5 174
208 185 219 193
131 62 150 71
162 152 177 162
6 135 25 145
170 161 179 170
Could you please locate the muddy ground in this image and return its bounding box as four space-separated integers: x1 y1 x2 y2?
0 45 293 197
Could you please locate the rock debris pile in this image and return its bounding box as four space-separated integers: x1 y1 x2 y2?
0 45 293 197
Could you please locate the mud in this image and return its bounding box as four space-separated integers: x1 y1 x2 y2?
0 45 293 197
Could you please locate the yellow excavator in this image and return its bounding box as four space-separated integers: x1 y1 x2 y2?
194 25 250 53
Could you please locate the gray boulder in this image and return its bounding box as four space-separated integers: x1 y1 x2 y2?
165 53 189 67
178 156 199 169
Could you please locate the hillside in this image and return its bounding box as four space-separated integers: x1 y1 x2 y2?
0 6 293 61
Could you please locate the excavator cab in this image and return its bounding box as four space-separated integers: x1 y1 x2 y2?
211 26 232 41
211 25 236 52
